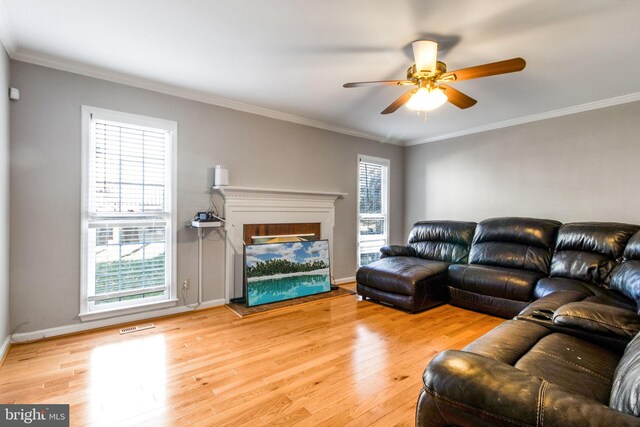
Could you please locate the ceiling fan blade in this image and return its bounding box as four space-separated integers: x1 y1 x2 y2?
440 57 526 82
343 80 413 88
381 89 417 114
439 84 477 109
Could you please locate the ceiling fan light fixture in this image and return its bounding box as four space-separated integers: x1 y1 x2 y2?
406 87 448 112
412 40 438 73
343 42 525 118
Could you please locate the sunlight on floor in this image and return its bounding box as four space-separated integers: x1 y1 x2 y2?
89 334 167 424
352 323 387 395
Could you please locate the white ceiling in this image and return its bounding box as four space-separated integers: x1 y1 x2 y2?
1 0 640 145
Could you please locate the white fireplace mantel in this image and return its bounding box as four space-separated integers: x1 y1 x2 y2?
214 185 346 200
213 186 346 302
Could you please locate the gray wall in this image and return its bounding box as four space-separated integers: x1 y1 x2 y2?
405 101 640 234
0 49 9 347
9 60 403 333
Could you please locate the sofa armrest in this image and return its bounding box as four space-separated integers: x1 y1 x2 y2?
518 291 587 319
553 301 640 340
419 350 543 426
541 384 640 427
517 291 586 325
418 350 640 427
516 292 633 352
379 245 416 258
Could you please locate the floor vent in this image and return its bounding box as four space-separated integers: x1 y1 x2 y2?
119 323 155 335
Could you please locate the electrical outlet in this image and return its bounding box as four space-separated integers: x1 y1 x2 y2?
182 279 190 291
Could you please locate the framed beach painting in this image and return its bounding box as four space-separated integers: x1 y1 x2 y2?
243 240 331 307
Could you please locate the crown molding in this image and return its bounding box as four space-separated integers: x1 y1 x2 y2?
0 0 16 55
406 92 640 146
9 48 401 145
4 37 640 148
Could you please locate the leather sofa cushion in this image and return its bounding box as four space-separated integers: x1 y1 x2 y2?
610 232 640 307
550 250 620 285
550 222 640 284
462 319 620 404
514 333 619 404
553 301 640 340
469 217 560 274
610 331 640 416
419 348 640 427
534 277 605 299
449 264 543 302
463 319 551 365
555 222 640 259
472 217 561 248
610 260 640 308
407 220 477 263
355 257 448 297
448 287 529 319
469 241 552 274
585 294 638 312
623 231 640 260
535 277 638 311
517 292 636 353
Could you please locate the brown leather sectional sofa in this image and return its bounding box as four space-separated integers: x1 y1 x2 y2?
356 217 640 426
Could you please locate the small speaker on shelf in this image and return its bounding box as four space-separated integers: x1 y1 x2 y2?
214 164 229 186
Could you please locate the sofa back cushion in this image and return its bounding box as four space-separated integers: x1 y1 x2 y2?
468 217 561 274
610 231 640 309
610 330 640 416
408 220 477 264
550 223 640 285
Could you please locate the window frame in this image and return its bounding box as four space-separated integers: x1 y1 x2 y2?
80 106 178 321
357 154 390 267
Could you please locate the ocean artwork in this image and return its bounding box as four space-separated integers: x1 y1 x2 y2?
244 240 331 307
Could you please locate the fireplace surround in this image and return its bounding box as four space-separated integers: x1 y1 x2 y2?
244 222 321 244
214 186 345 302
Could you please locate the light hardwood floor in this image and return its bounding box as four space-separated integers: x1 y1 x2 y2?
0 286 503 426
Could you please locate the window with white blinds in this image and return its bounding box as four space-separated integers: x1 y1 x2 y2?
357 155 389 267
81 106 177 318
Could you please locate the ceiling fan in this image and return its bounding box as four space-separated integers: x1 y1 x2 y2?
343 40 526 117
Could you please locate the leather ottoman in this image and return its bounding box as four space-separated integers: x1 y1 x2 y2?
356 256 449 312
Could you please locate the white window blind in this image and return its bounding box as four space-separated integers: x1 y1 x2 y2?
81 107 177 317
92 122 167 214
357 155 389 266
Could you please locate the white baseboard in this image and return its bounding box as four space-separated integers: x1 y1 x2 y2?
334 276 356 285
0 334 10 365
198 299 226 309
11 299 226 343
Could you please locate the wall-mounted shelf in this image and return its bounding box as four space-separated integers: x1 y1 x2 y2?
190 220 222 228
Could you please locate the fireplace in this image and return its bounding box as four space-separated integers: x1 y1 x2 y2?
244 222 321 244
214 186 345 302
